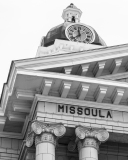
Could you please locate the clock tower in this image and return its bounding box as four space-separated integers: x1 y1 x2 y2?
1 3 128 160
37 3 106 57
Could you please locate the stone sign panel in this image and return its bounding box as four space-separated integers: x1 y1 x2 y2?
37 102 128 123
36 101 128 134
57 104 112 119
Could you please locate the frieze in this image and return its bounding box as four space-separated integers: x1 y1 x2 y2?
37 100 128 125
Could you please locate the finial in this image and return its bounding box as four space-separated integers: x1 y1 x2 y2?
67 3 74 8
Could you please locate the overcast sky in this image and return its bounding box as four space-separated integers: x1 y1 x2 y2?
0 0 128 95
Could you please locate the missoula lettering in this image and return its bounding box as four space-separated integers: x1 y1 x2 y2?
57 104 112 119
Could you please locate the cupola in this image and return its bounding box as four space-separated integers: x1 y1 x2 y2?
37 3 106 57
62 3 82 23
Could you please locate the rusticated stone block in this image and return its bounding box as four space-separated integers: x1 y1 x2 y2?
0 153 12 157
11 154 19 158
7 149 17 154
2 138 11 149
0 148 6 153
18 140 22 150
12 139 19 150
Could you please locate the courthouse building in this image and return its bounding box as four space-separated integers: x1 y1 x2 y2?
1 3 128 160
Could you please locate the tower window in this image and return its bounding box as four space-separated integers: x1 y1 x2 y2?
72 16 75 23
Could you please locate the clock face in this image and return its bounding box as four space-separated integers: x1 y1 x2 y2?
65 23 95 43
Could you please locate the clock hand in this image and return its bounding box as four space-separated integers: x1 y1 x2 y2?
78 27 81 36
75 27 81 39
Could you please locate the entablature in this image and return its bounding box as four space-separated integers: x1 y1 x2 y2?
1 44 128 139
11 43 128 79
1 68 128 138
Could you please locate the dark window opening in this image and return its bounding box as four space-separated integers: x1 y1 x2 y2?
72 16 75 23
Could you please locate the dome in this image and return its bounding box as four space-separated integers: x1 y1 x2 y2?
42 23 106 47
42 24 67 47
41 4 106 47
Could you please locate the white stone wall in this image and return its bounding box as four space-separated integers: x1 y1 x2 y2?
0 138 22 160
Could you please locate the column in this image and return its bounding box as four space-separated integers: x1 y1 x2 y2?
75 126 109 160
25 120 66 160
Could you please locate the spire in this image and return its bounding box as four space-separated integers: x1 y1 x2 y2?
62 3 82 23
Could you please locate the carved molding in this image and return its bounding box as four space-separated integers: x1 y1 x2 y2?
25 121 66 147
36 39 103 57
75 126 109 142
16 89 36 100
31 121 66 136
64 66 73 74
110 58 122 74
111 88 125 105
77 138 99 150
76 83 90 100
77 64 90 76
41 79 53 96
93 61 106 77
59 81 72 98
35 132 56 146
75 126 109 150
26 133 35 147
94 85 108 103
8 114 26 122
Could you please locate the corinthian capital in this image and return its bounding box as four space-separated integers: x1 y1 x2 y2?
25 120 66 147
75 126 109 142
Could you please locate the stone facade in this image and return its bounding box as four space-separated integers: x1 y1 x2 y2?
1 3 128 160
0 138 22 160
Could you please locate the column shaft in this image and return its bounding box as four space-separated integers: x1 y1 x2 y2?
36 142 55 160
35 133 56 160
78 138 98 160
75 127 109 160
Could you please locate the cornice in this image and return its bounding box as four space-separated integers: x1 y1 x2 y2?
15 68 128 88
12 43 128 70
0 66 18 115
1 67 128 138
1 48 128 139
2 67 128 116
